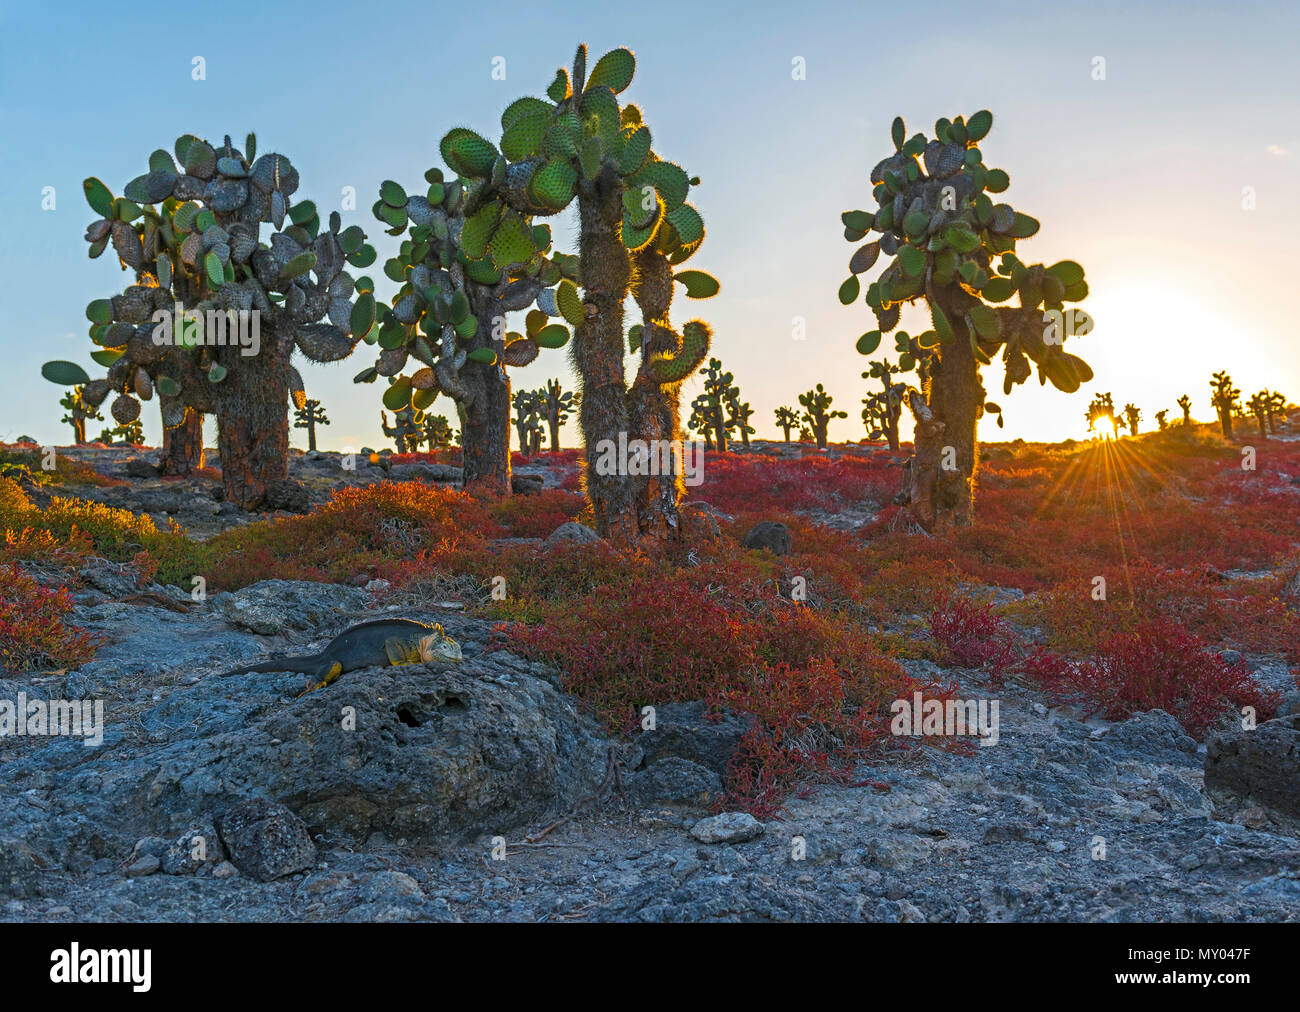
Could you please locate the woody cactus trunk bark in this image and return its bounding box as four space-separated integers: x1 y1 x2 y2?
902 299 982 529
574 167 637 542
159 407 205 475
459 339 513 495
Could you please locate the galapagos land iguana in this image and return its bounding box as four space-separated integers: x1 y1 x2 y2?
217 618 462 690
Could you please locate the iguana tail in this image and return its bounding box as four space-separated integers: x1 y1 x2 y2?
216 654 322 678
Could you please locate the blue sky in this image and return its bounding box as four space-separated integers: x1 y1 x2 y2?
2 0 1297 451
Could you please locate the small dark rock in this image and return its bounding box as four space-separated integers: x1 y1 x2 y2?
125 458 159 479
218 799 317 882
741 521 792 556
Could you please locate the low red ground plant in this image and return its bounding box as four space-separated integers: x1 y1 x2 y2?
0 564 101 671
1023 618 1281 739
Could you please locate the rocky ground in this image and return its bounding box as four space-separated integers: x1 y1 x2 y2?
2 444 1297 922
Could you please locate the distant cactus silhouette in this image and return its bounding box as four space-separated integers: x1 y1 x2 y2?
722 382 754 449
541 379 578 451
381 408 421 453
512 389 546 456
1086 392 1118 439
861 358 908 451
1155 409 1169 431
698 359 733 452
1210 371 1240 439
774 405 800 442
842 110 1093 529
57 385 103 444
293 398 329 452
421 414 455 450
1122 403 1141 436
1177 394 1192 426
1247 391 1271 439
798 384 847 450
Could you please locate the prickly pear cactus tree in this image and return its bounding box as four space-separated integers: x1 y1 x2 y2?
1247 392 1270 439
1155 409 1169 431
41 362 108 445
1177 394 1192 426
355 167 577 494
723 385 754 449
842 111 1094 530
697 359 733 453
542 378 578 451
512 389 546 456
58 134 374 506
774 405 800 443
437 44 718 541
421 414 454 451
798 385 846 450
861 358 909 451
1210 371 1240 439
1086 391 1118 438
380 408 421 454
293 398 328 452
1123 403 1141 436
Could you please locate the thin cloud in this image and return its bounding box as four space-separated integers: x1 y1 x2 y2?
1265 144 1290 156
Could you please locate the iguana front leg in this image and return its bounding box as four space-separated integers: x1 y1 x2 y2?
296 660 344 697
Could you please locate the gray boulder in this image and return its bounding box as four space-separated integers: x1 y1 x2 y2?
212 579 369 635
637 700 752 777
1205 714 1300 820
218 800 316 882
545 522 600 548
741 521 792 555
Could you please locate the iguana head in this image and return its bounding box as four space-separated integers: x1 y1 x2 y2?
417 625 462 664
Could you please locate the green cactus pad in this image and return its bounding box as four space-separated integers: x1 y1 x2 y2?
619 126 651 176
557 279 584 326
646 320 710 385
489 210 538 269
380 180 407 208
534 324 570 349
856 331 882 355
967 110 993 142
528 158 578 211
467 347 497 365
897 245 926 278
838 276 861 305
665 204 704 245
461 202 503 260
501 109 550 160
440 128 498 178
634 160 689 211
383 376 413 411
83 178 114 217
351 292 376 338
967 304 1001 340
547 69 570 103
674 270 720 299
280 251 317 281
41 360 92 386
1045 260 1084 287
586 47 636 94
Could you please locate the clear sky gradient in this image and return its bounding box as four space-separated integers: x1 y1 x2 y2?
2 0 1296 451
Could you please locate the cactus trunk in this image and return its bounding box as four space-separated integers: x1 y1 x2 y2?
903 308 981 531
460 355 512 495
214 343 291 510
573 172 636 544
159 408 205 476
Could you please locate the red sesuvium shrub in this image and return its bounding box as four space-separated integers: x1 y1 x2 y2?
928 595 1022 685
0 564 101 671
1023 618 1281 739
